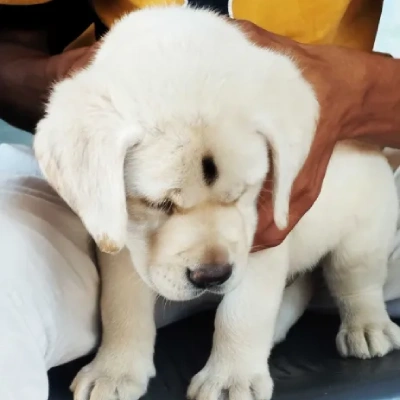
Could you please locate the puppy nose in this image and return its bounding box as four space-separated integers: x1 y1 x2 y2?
187 264 233 289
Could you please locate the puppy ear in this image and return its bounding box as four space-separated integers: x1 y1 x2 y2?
256 84 319 231
34 72 142 254
259 128 308 230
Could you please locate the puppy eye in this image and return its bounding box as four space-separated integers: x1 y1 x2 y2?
142 198 175 215
156 199 175 215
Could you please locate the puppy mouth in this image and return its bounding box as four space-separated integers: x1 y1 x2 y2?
204 287 226 296
146 266 234 301
192 288 208 297
195 287 226 295
163 287 223 302
185 287 225 301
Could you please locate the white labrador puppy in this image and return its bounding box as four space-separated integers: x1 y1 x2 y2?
34 6 400 400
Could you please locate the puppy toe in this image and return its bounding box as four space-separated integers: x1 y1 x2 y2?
251 374 274 400
337 328 370 358
229 385 253 400
71 361 151 400
337 320 400 359
384 321 400 348
187 372 220 400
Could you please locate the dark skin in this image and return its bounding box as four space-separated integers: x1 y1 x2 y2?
0 28 93 131
240 21 400 250
1 20 399 249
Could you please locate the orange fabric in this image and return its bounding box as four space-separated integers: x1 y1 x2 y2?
3 0 383 52
64 24 96 51
93 0 382 50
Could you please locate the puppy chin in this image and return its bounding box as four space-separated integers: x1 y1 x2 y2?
148 275 202 301
153 279 240 301
157 286 206 302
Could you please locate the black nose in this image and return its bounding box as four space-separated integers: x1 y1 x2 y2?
187 264 233 289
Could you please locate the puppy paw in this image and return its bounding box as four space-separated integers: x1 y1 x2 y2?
337 320 400 359
70 358 156 400
187 361 273 400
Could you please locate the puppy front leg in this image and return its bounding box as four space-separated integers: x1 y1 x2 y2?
71 247 156 400
325 244 400 359
188 245 289 400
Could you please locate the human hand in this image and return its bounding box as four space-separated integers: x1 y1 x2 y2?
234 20 360 250
47 44 99 81
0 32 98 131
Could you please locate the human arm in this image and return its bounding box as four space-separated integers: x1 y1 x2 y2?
0 3 96 132
340 51 400 147
239 22 400 249
0 33 92 131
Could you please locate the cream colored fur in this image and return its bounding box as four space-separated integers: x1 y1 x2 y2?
34 6 400 400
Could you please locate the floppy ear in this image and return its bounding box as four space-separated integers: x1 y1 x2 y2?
259 127 310 230
34 72 142 254
256 82 319 231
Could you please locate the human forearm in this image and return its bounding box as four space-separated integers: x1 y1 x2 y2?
346 55 400 147
301 45 400 148
0 40 49 131
239 20 400 249
0 32 93 132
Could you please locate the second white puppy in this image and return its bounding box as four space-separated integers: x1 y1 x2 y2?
34 6 400 400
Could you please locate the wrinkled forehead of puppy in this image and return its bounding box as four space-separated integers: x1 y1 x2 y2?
88 8 274 207
125 117 268 208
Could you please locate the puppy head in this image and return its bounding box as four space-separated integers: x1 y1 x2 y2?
34 6 318 300
123 115 268 300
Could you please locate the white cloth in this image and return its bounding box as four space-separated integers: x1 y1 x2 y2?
1 144 400 399
0 144 219 399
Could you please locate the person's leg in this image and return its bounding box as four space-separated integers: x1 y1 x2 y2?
0 143 100 399
0 144 224 399
0 189 99 399
0 298 48 400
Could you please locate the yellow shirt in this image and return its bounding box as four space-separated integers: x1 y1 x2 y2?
1 0 383 51
92 0 383 50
